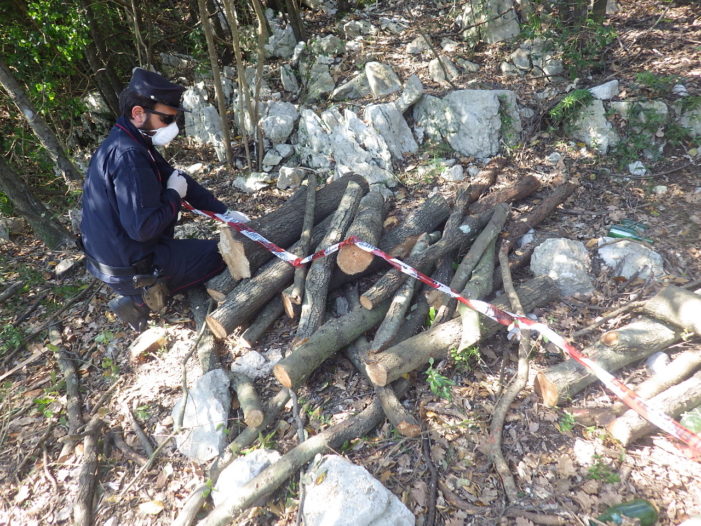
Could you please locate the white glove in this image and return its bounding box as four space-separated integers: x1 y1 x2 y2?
221 209 250 223
167 170 187 198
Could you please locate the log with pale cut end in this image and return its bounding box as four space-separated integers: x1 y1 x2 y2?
467 174 541 215
206 215 333 339
273 300 392 389
365 276 559 386
359 212 492 310
218 225 252 280
607 370 701 446
239 297 284 348
286 172 317 312
294 181 364 345
205 271 237 303
534 318 681 407
218 173 368 280
229 372 264 428
641 285 701 338
336 190 387 275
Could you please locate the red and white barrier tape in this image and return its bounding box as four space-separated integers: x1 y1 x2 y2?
185 202 701 454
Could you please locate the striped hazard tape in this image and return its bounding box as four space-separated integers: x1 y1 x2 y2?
184 202 701 455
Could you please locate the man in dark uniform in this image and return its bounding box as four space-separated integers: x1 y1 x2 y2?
80 68 245 331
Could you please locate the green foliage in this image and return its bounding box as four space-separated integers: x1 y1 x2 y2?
101 356 119 379
33 395 57 418
425 358 456 401
549 89 594 126
635 71 679 95
95 330 115 345
680 406 701 434
587 456 620 483
557 411 576 432
680 95 701 113
0 325 24 356
611 103 671 168
0 193 13 216
426 306 437 327
522 1 616 78
449 346 480 370
52 283 88 300
135 405 151 421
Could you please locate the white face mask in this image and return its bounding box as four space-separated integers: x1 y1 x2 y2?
149 121 179 146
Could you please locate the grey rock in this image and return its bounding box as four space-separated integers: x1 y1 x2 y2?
429 56 460 84
278 166 307 189
546 152 562 164
672 84 689 97
262 150 283 170
610 100 669 126
297 109 332 168
182 83 227 162
172 369 230 462
394 75 424 114
441 38 461 53
441 164 465 181
406 35 430 54
274 143 295 159
589 79 619 100
455 58 481 72
365 62 402 98
653 185 668 195
260 101 299 144
364 103 418 160
510 48 531 71
379 16 406 34
231 349 282 379
265 22 297 59
568 99 618 154
531 238 594 296
677 103 701 138
233 172 272 193
303 455 415 526
306 61 336 101
280 64 300 95
597 239 664 280
628 161 647 176
331 72 372 101
458 0 520 44
312 34 345 56
342 20 375 39
500 61 522 76
213 449 281 507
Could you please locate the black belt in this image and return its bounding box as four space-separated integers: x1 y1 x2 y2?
76 235 154 278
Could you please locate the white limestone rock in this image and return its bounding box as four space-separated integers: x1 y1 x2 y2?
531 238 594 296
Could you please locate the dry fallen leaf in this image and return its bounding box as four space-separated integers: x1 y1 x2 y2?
138 500 165 515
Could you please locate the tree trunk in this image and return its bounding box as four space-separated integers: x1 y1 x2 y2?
295 181 364 344
0 58 82 184
206 215 334 338
219 174 368 278
0 156 73 249
534 318 681 407
365 276 559 386
274 300 392 389
197 0 235 165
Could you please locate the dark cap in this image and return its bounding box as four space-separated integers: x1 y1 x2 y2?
127 67 187 111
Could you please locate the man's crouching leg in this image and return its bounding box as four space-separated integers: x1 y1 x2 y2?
108 295 150 332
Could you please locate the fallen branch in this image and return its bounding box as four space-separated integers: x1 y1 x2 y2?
73 417 105 526
422 433 438 526
240 297 284 348
111 428 148 466
197 383 409 526
56 348 84 457
0 280 23 302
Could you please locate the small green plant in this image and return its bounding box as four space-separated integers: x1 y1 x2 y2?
33 395 57 418
587 456 620 483
95 330 115 345
549 89 594 127
101 356 119 378
449 346 480 370
426 306 437 327
635 71 678 95
557 411 576 432
425 358 455 401
611 103 669 168
201 478 214 499
134 405 150 420
0 325 23 356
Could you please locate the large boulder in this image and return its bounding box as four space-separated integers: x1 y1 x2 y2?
597 239 665 280
364 103 418 160
182 82 227 162
531 238 595 296
458 0 520 44
260 101 299 144
365 62 402 98
568 99 619 154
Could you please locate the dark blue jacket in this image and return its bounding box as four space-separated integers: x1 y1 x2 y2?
80 117 226 280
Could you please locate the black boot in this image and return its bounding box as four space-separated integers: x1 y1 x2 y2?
108 296 150 332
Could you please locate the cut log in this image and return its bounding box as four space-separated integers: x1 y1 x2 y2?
205 271 238 303
218 174 368 279
198 382 409 526
534 318 681 407
503 181 577 246
188 286 219 373
608 370 701 446
457 156 503 207
229 372 264 428
360 212 492 310
376 193 451 259
295 181 364 344
366 276 559 386
284 172 317 310
218 226 252 280
641 285 701 338
458 237 497 352
467 174 541 216
206 215 333 339
336 190 388 275
274 300 392 389
239 297 284 348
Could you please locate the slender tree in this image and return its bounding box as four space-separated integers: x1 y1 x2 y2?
0 58 82 186
0 156 73 249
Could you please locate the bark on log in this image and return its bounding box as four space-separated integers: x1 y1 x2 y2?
205 271 237 303
73 417 105 526
534 318 681 407
0 280 23 302
608 370 701 446
641 285 701 337
458 238 497 352
285 172 317 309
188 286 219 372
458 156 504 207
198 383 409 526
337 190 388 275
467 174 541 216
218 174 368 278
360 212 492 310
240 297 284 348
503 181 577 245
206 215 333 339
274 300 392 389
57 348 84 458
366 276 559 386
295 181 364 344
229 372 264 428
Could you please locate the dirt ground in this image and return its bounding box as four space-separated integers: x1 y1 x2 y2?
1 0 700 524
